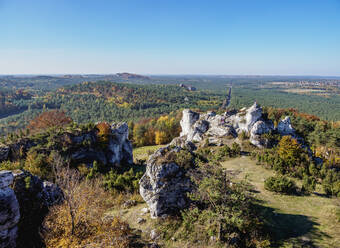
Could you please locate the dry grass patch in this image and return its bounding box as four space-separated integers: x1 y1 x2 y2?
222 156 340 247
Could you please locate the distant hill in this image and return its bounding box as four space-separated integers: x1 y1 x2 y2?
116 72 150 80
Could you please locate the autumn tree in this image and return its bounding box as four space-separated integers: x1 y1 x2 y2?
278 136 302 165
95 122 111 146
27 110 72 133
44 153 132 247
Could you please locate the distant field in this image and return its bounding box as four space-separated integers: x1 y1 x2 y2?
222 157 340 247
282 88 326 93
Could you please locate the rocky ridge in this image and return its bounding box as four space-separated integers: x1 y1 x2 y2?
0 122 133 168
140 102 296 218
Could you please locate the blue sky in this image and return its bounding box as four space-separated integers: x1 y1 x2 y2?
0 0 339 75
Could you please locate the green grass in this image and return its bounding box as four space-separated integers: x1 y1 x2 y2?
133 145 164 162
222 156 340 248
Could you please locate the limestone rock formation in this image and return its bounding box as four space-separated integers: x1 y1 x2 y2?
0 122 133 168
139 146 192 218
180 109 201 141
0 171 20 248
108 123 133 165
69 122 133 166
178 102 275 148
140 102 297 219
277 116 295 136
0 170 63 248
249 120 274 148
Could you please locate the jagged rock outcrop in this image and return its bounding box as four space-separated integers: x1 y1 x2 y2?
0 170 62 248
0 122 133 168
230 102 263 133
179 102 275 148
140 102 298 218
277 116 295 136
0 171 20 248
249 120 274 148
108 123 133 165
180 109 201 141
139 146 192 218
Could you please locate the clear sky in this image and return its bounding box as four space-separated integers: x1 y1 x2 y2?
0 0 339 75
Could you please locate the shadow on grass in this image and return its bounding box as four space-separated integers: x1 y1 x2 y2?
255 204 330 247
313 192 331 198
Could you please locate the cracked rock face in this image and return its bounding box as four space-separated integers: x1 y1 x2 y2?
277 116 295 136
178 102 275 148
139 147 192 218
107 123 133 165
0 170 63 248
0 171 20 248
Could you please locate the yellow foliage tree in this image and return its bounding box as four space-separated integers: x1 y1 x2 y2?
278 136 302 167
155 131 168 145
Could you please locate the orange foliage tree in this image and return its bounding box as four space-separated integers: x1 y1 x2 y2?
27 110 72 132
95 122 111 145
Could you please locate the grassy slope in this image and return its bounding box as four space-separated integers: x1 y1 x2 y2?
133 145 164 162
222 156 340 248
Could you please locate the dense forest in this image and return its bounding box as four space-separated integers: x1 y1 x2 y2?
1 75 339 136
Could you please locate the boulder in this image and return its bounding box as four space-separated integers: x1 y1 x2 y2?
277 116 295 136
0 144 10 162
249 120 274 147
169 137 196 152
139 147 192 218
41 181 63 207
231 102 263 133
0 171 20 248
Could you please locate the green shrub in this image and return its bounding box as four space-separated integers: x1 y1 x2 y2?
0 160 22 171
301 175 316 194
174 150 195 169
264 176 297 195
103 168 143 193
231 142 241 156
158 162 270 247
322 170 340 197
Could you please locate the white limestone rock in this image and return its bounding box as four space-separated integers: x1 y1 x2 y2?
0 171 20 248
107 122 133 165
277 116 295 136
180 109 200 137
139 146 192 218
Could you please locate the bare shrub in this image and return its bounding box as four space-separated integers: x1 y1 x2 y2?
43 154 132 247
